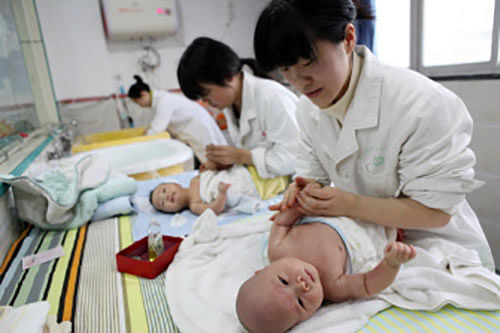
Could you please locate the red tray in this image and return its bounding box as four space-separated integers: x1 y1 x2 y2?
116 235 183 279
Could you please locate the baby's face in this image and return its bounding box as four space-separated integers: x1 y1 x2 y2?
151 183 185 213
239 257 324 331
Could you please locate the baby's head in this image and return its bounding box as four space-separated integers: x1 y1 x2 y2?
150 182 188 213
236 257 323 332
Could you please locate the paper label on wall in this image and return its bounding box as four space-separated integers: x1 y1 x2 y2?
22 245 65 270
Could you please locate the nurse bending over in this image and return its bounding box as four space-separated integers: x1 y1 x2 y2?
177 37 299 179
127 75 227 164
254 0 494 269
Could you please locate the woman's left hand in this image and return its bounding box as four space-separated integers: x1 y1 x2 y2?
206 144 250 165
296 184 357 217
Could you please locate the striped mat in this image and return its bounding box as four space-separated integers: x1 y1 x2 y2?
1 217 500 332
0 216 178 333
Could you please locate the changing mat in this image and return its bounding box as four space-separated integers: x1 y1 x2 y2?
130 170 282 240
165 210 500 332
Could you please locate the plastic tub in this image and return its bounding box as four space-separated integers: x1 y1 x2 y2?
75 138 193 180
72 127 171 154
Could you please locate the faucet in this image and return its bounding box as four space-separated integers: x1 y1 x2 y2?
46 121 78 160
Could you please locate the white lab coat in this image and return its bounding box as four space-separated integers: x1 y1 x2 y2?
222 69 299 178
295 46 494 269
147 90 227 163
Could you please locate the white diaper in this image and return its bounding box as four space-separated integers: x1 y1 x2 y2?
300 216 397 274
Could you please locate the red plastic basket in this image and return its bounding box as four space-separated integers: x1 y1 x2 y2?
116 235 183 279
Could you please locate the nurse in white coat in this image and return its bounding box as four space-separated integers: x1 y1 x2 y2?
254 0 494 269
177 37 299 178
127 75 227 164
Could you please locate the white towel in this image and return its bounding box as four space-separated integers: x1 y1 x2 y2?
0 301 71 333
378 236 500 310
165 211 500 332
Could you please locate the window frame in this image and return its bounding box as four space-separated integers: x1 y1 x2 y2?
411 0 500 77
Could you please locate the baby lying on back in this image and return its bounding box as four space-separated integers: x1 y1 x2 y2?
236 187 416 332
150 165 261 215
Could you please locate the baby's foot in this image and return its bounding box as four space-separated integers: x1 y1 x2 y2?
384 242 416 268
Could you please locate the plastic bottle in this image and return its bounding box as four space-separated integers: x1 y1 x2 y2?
148 217 164 261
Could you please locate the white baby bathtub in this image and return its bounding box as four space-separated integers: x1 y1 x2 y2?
76 138 193 180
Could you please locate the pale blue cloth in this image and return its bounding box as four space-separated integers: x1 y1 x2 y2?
91 196 135 222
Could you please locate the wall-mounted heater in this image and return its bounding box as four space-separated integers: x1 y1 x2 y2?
100 0 178 41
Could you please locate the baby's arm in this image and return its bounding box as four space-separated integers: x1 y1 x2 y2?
271 204 303 226
267 204 304 259
326 242 416 302
209 182 231 214
190 182 231 215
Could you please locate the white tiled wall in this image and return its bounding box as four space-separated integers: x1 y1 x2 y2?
441 80 500 268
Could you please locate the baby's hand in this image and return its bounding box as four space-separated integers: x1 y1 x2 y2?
200 159 217 172
218 182 231 193
384 242 416 268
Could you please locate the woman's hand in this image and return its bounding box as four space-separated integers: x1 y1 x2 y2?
269 177 318 212
206 144 251 165
295 184 357 217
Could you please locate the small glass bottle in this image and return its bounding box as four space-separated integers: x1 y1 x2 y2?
148 218 164 261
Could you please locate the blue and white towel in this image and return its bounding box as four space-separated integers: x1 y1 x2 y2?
0 154 137 230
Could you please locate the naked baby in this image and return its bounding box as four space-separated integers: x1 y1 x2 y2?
236 201 416 332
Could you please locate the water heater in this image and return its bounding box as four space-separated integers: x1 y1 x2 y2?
100 0 178 41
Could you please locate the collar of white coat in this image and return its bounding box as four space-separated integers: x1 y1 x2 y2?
223 67 258 144
320 49 362 123
317 45 383 165
151 89 167 110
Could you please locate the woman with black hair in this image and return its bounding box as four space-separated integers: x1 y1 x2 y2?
254 0 493 270
177 37 299 179
127 75 227 165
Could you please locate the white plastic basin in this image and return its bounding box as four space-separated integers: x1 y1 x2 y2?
78 138 193 176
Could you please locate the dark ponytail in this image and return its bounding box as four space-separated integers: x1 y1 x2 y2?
254 0 373 71
127 75 150 99
177 37 269 100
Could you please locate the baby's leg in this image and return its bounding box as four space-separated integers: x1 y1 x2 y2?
272 206 303 226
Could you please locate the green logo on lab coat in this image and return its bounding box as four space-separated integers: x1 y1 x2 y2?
373 155 384 166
